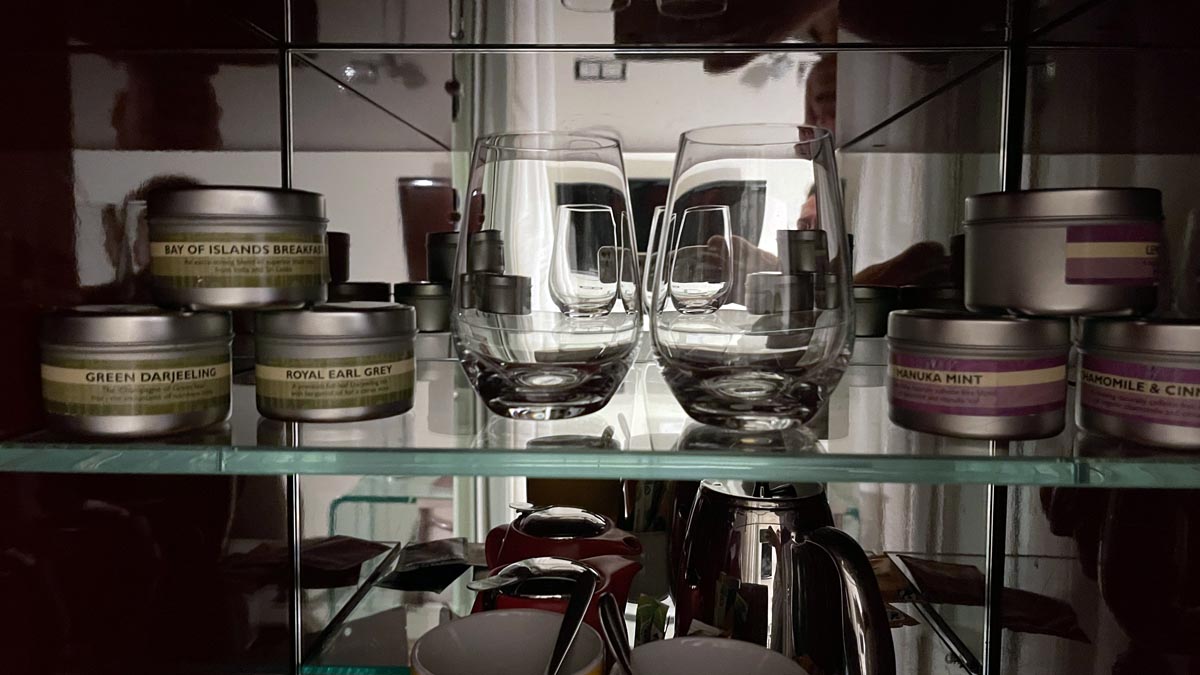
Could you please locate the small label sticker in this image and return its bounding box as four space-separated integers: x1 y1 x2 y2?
1065 222 1160 286
888 352 1067 417
256 352 414 411
41 355 230 416
150 232 328 289
1079 355 1200 429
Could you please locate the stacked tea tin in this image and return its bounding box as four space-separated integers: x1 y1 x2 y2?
887 187 1196 448
39 186 420 438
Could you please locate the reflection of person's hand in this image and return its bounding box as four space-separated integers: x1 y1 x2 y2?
853 241 951 287
699 235 780 305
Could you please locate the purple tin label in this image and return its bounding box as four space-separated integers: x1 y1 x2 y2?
888 352 1067 417
1064 222 1160 286
1079 355 1200 429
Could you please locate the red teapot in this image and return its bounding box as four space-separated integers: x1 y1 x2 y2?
485 504 643 568
469 555 642 639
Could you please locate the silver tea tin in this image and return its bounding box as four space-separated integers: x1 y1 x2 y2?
1077 319 1200 449
40 306 232 438
887 310 1070 440
328 282 391 303
394 282 452 332
148 186 330 310
964 188 1162 316
426 231 459 283
853 285 899 337
255 302 417 422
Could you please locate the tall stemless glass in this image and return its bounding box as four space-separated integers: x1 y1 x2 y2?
650 124 852 430
452 132 641 420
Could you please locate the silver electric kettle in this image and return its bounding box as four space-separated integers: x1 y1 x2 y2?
673 480 895 675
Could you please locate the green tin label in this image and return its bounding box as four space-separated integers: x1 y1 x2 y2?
41 354 231 416
150 231 328 289
256 351 415 410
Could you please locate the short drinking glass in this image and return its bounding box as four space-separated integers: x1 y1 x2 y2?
649 124 852 430
452 132 641 420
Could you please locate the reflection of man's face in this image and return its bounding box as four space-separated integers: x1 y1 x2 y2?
805 55 837 138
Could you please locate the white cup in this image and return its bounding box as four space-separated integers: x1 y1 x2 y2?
626 637 809 675
411 609 605 675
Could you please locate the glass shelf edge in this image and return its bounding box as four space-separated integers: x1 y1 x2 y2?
3 444 1200 488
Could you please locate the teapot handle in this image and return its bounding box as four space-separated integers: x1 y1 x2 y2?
798 527 895 675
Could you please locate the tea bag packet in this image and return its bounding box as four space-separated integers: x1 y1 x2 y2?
378 538 475 593
634 595 669 646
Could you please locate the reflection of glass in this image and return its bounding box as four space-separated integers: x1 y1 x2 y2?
650 124 851 431
452 132 641 421
562 0 631 11
656 0 726 19
668 205 732 313
642 206 667 311
551 204 619 317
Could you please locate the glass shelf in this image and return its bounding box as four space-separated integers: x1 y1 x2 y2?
3 357 1198 487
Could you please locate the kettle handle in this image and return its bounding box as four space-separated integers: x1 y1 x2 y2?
798 527 895 675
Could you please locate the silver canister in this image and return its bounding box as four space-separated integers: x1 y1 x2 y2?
746 272 815 315
468 230 505 273
148 186 330 309
40 306 232 438
887 310 1071 440
1077 319 1200 449
897 285 964 312
327 281 392 303
255 302 417 422
964 188 1162 316
777 229 828 274
394 282 452 332
426 231 459 283
475 274 531 315
853 285 899 338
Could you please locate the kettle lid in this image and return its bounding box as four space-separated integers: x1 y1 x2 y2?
517 506 609 539
701 480 825 502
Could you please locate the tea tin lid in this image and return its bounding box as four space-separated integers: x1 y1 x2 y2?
897 285 962 308
327 282 391 303
256 302 416 338
147 186 327 221
888 309 1069 349
964 187 1162 223
394 281 452 298
853 285 900 302
427 231 460 246
1081 318 1200 355
42 305 231 345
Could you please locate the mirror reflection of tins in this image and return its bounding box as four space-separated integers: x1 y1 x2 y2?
459 273 476 309
468 230 505 273
426 231 460 283
476 274 532 315
852 285 899 338
777 230 827 275
745 272 815 316
395 281 452 333
898 285 965 312
816 274 840 310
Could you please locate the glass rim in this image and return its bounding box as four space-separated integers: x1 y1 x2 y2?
476 130 621 152
680 123 832 148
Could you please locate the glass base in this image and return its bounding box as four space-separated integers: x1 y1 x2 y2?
466 360 631 421
485 394 609 421
663 367 831 430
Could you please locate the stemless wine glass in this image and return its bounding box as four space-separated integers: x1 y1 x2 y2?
452 132 641 420
650 124 852 430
